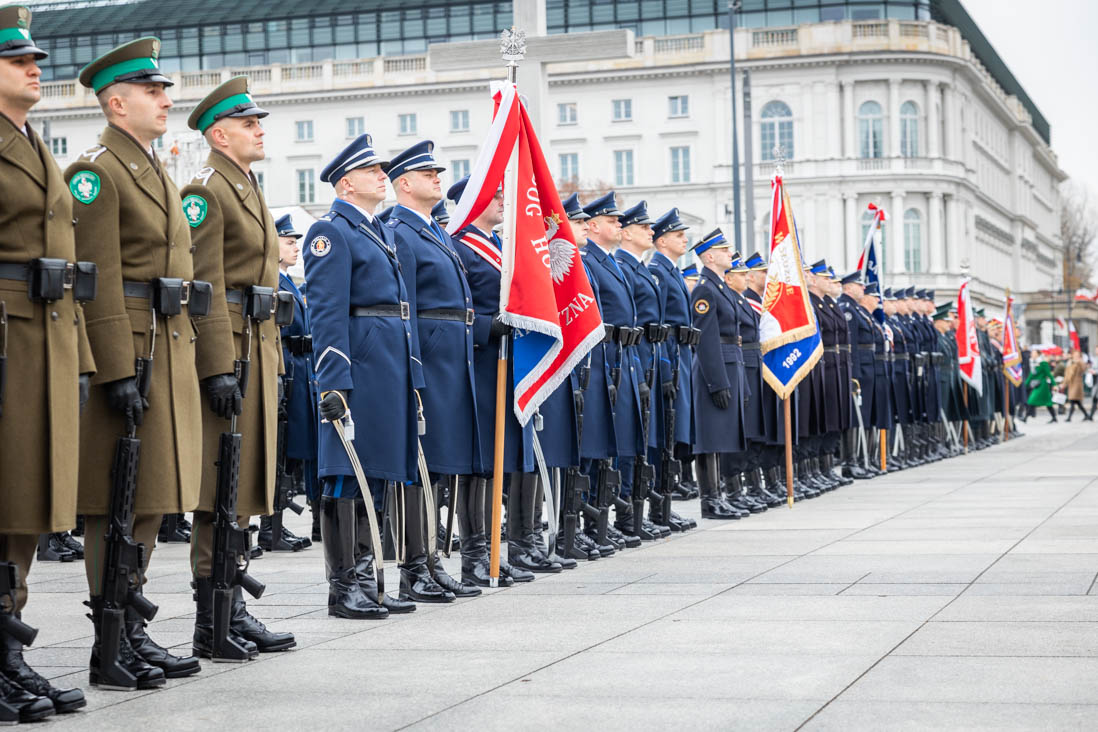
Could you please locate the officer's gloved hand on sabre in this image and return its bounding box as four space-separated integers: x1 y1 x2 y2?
202 373 242 420
319 390 348 422
105 376 145 428
661 379 676 401
710 387 731 410
79 373 91 413
637 380 651 403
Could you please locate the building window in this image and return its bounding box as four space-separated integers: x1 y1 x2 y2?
612 98 632 122
296 169 315 204
451 159 470 180
255 171 265 194
151 136 164 151
450 109 470 133
900 101 919 158
668 95 689 118
861 207 887 273
903 208 922 272
613 149 634 187
858 101 884 159
670 146 691 183
295 120 314 142
557 102 577 126
50 137 68 156
346 116 364 139
559 152 578 182
399 113 417 135
760 101 793 161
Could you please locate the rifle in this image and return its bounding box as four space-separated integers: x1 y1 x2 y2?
655 326 688 527
630 323 669 539
209 287 276 662
558 364 589 559
97 307 159 689
267 374 305 552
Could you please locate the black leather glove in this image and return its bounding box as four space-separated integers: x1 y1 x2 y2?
489 316 511 341
104 376 145 430
661 380 676 401
638 380 651 403
79 373 91 413
202 373 242 420
607 383 617 406
319 390 348 422
710 387 731 410
277 375 286 404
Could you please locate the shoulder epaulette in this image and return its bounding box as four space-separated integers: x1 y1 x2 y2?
192 166 215 186
80 145 107 163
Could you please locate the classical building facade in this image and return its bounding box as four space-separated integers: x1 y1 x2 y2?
30 0 1066 309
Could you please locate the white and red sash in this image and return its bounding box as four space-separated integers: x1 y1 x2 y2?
458 228 502 273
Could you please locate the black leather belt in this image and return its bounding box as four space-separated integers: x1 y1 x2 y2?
419 307 474 325
858 344 875 351
351 303 410 320
824 346 839 353
123 280 190 301
894 353 910 361
719 335 743 345
838 344 851 352
0 258 96 303
875 354 889 361
741 342 760 351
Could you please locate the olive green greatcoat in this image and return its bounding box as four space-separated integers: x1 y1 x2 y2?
0 115 95 533
181 150 282 518
66 125 203 515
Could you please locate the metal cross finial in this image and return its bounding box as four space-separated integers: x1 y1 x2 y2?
500 26 527 66
772 145 787 177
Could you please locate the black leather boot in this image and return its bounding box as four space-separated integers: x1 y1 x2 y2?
0 623 84 713
429 478 482 596
191 577 257 661
747 468 784 508
510 473 562 572
229 587 295 652
0 669 53 723
36 533 75 562
460 477 503 586
322 497 388 619
158 514 190 543
125 593 201 678
354 497 415 613
699 454 742 519
400 485 455 602
57 531 85 558
87 596 165 689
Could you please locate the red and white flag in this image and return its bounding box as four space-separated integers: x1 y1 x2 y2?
1074 287 1097 302
1001 294 1023 387
955 279 983 395
1068 320 1081 351
447 82 604 425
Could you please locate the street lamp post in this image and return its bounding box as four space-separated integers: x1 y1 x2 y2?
728 1 742 250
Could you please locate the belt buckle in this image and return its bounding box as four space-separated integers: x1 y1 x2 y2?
737 335 743 346
63 262 75 289
180 281 191 306
400 301 410 320
465 308 474 326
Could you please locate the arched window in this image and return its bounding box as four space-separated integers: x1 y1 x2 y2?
760 101 793 161
860 207 887 273
900 101 919 158
858 101 884 159
904 208 923 272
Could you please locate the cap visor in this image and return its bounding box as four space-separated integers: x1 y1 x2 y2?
0 44 48 60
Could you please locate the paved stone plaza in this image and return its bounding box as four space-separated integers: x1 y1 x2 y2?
23 418 1098 730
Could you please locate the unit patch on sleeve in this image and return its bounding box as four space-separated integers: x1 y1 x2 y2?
68 171 100 204
310 236 332 257
182 195 208 227
694 299 710 315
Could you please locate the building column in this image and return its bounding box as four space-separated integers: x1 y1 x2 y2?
801 82 814 160
928 191 943 275
941 83 956 162
888 78 901 159
827 82 841 161
842 80 855 159
940 194 957 274
830 194 845 267
891 190 906 275
925 80 940 158
844 193 858 271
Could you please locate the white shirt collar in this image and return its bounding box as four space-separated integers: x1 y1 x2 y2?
398 204 433 226
618 247 643 265
346 201 375 223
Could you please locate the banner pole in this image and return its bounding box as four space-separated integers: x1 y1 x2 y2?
784 396 793 508
1003 370 1010 442
879 429 887 472
488 29 524 588
962 383 969 452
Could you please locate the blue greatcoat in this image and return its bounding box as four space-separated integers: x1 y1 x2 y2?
388 205 482 475
730 287 764 442
838 293 877 426
303 199 421 483
451 225 533 474
648 251 693 447
690 268 747 455
576 256 616 461
583 242 643 459
614 248 663 450
278 271 318 464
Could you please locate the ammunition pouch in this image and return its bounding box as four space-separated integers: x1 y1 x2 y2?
274 291 295 327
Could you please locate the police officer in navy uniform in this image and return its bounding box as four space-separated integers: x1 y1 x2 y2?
581 192 646 547
861 282 892 469
883 287 914 467
837 272 877 479
613 201 675 539
447 176 547 582
386 141 488 600
431 199 450 228
689 230 748 519
648 209 700 512
306 134 417 619
261 213 315 551
810 261 852 487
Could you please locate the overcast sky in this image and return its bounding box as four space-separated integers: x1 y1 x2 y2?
961 0 1098 200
